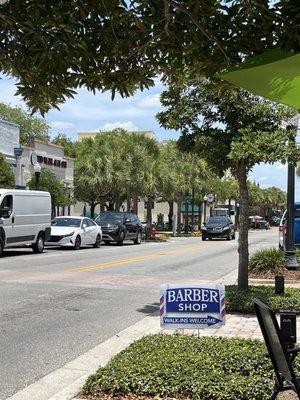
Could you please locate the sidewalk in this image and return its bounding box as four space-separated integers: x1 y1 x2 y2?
7 272 300 400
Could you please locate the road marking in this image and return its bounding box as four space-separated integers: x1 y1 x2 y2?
68 242 222 273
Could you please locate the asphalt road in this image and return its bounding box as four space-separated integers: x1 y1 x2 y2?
0 229 277 399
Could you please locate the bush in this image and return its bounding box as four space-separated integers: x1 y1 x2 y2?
83 334 274 400
226 285 300 314
249 247 285 275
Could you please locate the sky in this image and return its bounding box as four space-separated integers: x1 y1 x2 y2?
0 74 298 199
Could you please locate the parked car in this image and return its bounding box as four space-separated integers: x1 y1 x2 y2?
46 216 102 249
279 203 300 249
0 189 51 256
95 212 142 245
259 220 270 230
201 216 235 241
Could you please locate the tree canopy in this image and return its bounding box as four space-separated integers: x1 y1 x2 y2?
0 153 15 188
0 103 50 144
0 1 296 113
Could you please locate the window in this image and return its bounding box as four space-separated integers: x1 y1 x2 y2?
0 195 13 218
87 219 96 227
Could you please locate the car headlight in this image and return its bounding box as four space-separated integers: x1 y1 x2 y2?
222 226 229 230
63 231 75 238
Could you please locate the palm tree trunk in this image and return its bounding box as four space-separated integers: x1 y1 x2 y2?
115 192 121 211
236 160 249 290
177 200 182 234
168 200 174 230
90 202 95 219
145 195 153 239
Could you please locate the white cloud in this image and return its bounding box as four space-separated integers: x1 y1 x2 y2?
137 94 161 109
100 121 139 131
50 121 75 130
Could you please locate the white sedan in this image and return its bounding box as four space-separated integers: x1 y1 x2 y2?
46 216 102 249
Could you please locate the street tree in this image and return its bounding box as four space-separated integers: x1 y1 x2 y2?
27 168 70 217
0 1 292 113
159 141 208 232
0 103 50 144
158 79 298 290
52 133 78 158
0 153 15 188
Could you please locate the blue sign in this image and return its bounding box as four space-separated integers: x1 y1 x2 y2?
160 284 226 329
14 147 23 158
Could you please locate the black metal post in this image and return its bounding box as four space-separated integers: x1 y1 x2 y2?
191 188 195 228
285 124 298 270
203 201 207 224
35 172 40 190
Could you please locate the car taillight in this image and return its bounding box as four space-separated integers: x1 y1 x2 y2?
279 225 286 233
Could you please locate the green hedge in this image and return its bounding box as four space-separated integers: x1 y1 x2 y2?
226 285 300 314
83 334 274 400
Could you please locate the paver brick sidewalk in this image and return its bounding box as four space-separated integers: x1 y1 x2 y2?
173 314 300 342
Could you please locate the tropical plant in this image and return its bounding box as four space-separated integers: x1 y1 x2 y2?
249 247 286 276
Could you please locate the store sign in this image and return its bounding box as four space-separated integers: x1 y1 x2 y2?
37 155 67 168
160 284 225 329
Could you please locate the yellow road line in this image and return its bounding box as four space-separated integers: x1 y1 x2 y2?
68 242 222 273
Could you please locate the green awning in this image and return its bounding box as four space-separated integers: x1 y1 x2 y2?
180 204 202 213
219 49 300 110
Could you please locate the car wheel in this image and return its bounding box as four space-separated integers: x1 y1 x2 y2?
74 235 81 250
0 238 4 257
133 230 142 245
117 231 125 246
32 233 45 254
226 233 231 240
202 236 206 241
93 234 101 248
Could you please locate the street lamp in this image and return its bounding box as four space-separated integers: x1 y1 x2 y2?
34 163 41 190
203 195 208 224
236 202 240 228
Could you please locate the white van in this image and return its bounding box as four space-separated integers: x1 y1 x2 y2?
0 189 51 256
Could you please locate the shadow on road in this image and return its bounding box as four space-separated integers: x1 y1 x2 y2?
137 303 160 314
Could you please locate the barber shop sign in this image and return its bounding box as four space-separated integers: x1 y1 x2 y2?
160 284 226 329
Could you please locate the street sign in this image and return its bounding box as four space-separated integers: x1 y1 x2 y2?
160 284 225 329
13 147 23 158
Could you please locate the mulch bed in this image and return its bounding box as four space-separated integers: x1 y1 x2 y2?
250 270 300 280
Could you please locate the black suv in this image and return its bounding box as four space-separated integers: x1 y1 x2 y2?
201 216 235 241
95 212 143 245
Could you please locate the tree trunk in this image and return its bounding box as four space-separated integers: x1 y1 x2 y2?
115 192 121 212
236 161 249 291
90 202 95 219
177 200 182 234
132 193 138 214
168 200 174 230
145 196 153 239
126 196 131 211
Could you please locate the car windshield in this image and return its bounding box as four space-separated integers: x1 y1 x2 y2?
96 213 124 222
51 218 81 227
207 217 229 225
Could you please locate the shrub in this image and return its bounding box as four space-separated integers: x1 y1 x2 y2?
249 247 285 275
83 334 274 400
226 285 300 314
